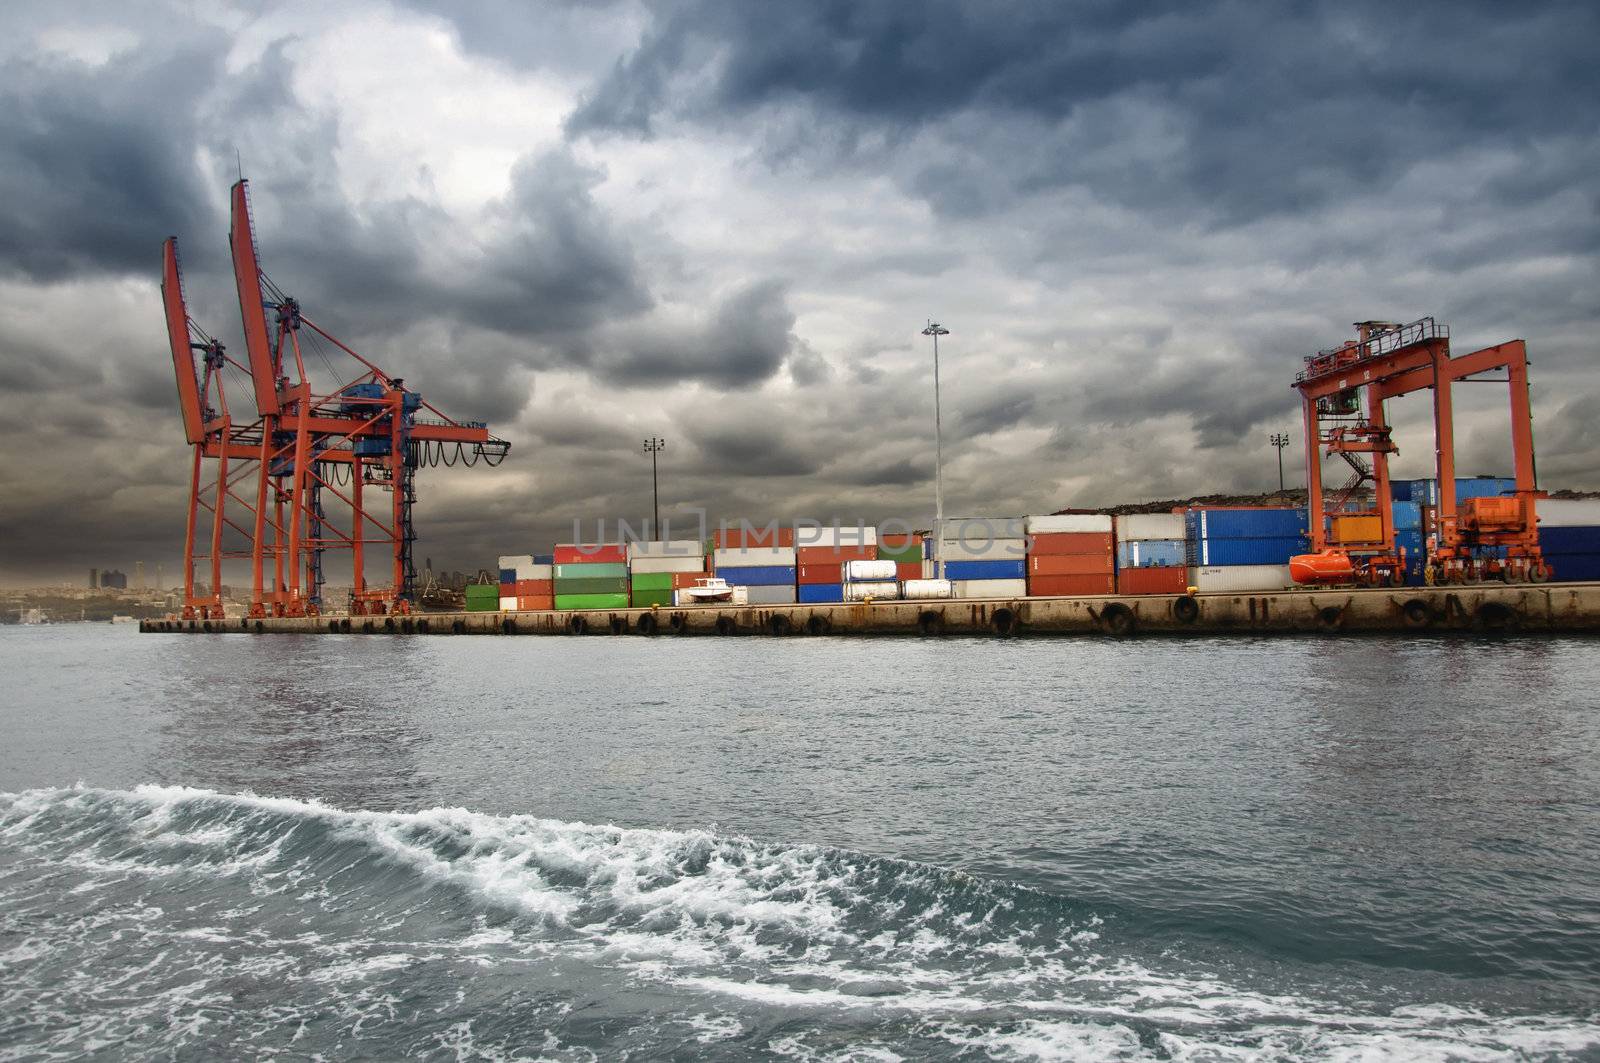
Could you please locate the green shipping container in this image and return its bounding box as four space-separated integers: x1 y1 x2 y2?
555 576 628 595
876 543 922 563
465 598 497 611
555 592 630 611
554 562 628 580
629 572 674 591
631 589 673 607
464 583 499 599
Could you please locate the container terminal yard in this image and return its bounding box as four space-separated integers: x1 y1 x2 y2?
147 181 1600 638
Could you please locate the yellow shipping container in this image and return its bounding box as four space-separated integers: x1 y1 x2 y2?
1330 514 1383 543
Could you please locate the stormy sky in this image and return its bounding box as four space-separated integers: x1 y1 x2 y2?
1 0 1596 586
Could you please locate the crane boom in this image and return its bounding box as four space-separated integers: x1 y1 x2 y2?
160 237 206 445
229 179 281 416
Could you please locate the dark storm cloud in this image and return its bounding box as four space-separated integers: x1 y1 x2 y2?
595 280 795 389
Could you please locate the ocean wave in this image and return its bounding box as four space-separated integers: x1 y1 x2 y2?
1 784 1596 1060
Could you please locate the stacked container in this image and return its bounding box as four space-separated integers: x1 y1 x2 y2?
936 517 1027 598
1185 507 1308 593
464 582 499 612
553 543 629 610
1114 513 1188 595
499 553 555 610
713 525 797 604
796 525 878 604
1026 514 1115 596
1538 499 1600 581
840 558 900 601
628 540 706 608
1392 502 1425 585
877 534 926 582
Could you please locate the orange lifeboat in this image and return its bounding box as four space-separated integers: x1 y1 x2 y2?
1289 550 1357 585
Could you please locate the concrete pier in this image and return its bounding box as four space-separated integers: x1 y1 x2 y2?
141 582 1600 637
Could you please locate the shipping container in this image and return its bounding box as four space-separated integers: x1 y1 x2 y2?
498 554 532 571
1028 531 1113 556
936 516 1027 542
554 592 630 610
902 578 953 600
1539 525 1600 554
554 562 627 580
950 578 1028 598
553 544 627 565
498 595 517 611
796 545 877 568
629 572 675 592
465 597 497 612
1116 513 1185 541
554 576 628 595
1187 565 1295 593
514 578 554 596
896 561 923 581
715 565 797 587
630 590 673 608
464 583 498 599
1393 477 1516 506
944 559 1027 581
876 536 924 563
1028 573 1115 597
1025 513 1112 534
1548 555 1600 581
1028 553 1114 577
1539 499 1600 527
795 524 878 548
843 581 899 601
1116 567 1188 595
744 585 798 605
1186 507 1307 541
711 546 797 568
671 572 709 589
1329 514 1383 543
798 583 844 604
498 568 516 584
1115 539 1185 568
628 555 707 575
844 559 898 581
517 595 555 611
797 564 841 585
498 582 514 598
1192 536 1308 566
627 539 705 559
714 525 795 548
1393 501 1422 530
936 538 1029 562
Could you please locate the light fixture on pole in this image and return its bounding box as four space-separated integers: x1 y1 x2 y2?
643 437 666 538
921 320 950 579
1269 432 1290 493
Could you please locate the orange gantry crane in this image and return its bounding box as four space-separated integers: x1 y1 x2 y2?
163 179 509 619
1290 317 1545 586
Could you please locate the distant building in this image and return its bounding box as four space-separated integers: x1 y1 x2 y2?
135 561 145 591
100 569 128 590
89 568 99 590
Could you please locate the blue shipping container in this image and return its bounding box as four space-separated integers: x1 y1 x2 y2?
498 568 516 584
716 565 796 587
944 559 1027 581
1186 508 1307 541
1397 528 1426 585
1192 536 1308 566
1392 501 1422 530
1539 526 1600 555
1395 477 1516 506
1116 539 1185 568
798 583 844 603
1549 555 1600 581
533 554 554 566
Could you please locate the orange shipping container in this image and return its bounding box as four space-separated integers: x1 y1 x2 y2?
1029 553 1114 577
518 595 555 611
1116 566 1188 596
515 578 554 596
670 572 706 589
714 525 795 548
879 533 923 549
1029 531 1113 556
896 561 922 581
795 544 876 564
1028 574 1115 597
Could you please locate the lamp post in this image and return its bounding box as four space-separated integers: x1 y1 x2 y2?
643 437 665 538
921 321 949 579
1270 432 1290 493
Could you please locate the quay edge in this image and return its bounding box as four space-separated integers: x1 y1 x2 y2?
140 583 1600 638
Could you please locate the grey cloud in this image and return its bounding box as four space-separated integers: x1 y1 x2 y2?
596 279 795 389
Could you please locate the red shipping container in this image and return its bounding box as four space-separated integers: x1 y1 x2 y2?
1028 532 1113 556
1028 574 1115 597
1116 567 1188 596
518 595 555 611
499 582 515 597
1029 553 1114 577
714 525 795 548
798 563 845 585
896 561 922 580
670 572 708 589
795 545 876 564
515 578 554 596
554 544 627 565
879 533 923 549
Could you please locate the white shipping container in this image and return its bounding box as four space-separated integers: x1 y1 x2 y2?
843 559 898 581
1537 499 1600 527
498 596 517 611
1116 513 1186 541
745 585 798 605
937 516 1026 542
1025 513 1113 534
842 581 900 601
901 578 953 600
498 554 533 571
951 578 1028 599
1187 565 1295 593
795 524 878 547
628 555 706 575
628 539 705 559
711 546 797 567
934 538 1028 561
518 564 554 581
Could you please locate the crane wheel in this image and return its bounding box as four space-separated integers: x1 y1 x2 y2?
1529 565 1551 584
1173 595 1200 624
1402 599 1433 629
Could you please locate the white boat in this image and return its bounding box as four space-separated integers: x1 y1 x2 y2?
676 577 748 605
